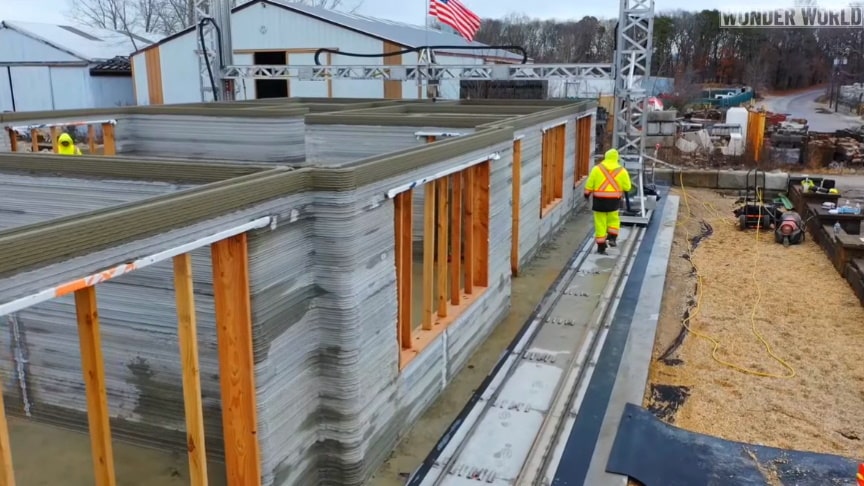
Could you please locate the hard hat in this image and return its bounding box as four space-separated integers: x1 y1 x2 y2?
605 148 619 161
829 188 839 194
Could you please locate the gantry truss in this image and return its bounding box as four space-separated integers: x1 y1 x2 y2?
612 0 656 225
221 64 614 81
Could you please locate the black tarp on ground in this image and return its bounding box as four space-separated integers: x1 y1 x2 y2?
607 403 861 486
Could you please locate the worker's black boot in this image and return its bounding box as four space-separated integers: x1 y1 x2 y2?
597 242 607 254
607 235 617 247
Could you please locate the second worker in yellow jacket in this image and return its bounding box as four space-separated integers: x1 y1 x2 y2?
583 148 632 254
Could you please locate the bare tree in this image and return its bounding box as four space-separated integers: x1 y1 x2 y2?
73 0 366 36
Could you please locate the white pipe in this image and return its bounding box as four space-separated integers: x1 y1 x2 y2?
5 119 118 131
0 216 275 317
414 131 463 138
385 152 501 198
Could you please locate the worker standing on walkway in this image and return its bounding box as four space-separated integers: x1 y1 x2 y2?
57 132 82 155
583 148 632 254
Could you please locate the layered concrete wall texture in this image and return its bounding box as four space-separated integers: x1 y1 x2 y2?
0 100 598 486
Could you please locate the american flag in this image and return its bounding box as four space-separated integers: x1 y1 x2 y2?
429 0 482 42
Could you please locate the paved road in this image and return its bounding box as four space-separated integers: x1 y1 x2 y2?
759 88 864 132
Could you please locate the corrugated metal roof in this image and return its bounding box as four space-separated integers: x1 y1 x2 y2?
0 20 159 61
240 0 524 61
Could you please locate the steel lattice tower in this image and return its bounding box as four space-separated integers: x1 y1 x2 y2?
612 0 655 223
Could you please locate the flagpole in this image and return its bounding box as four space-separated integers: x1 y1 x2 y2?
424 0 431 99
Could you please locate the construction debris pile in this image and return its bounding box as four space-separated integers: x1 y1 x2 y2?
807 129 864 168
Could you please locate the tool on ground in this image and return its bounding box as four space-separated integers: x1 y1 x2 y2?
774 211 805 247
733 168 782 230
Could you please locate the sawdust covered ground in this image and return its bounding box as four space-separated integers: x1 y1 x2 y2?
644 188 864 460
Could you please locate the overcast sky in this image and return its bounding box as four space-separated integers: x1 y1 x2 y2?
0 0 858 28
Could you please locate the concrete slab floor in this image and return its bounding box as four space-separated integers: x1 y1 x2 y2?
370 210 594 485
5 416 227 485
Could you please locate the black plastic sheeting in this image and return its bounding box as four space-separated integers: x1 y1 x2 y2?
607 403 861 486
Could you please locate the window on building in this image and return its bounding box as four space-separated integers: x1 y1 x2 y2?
575 116 592 185
541 124 566 216
393 161 491 369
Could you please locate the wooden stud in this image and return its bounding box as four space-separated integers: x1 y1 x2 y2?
102 123 116 156
554 126 564 200
449 173 462 305
50 127 59 153
210 234 262 486
394 191 413 349
511 140 522 276
422 183 436 330
473 163 490 288
88 124 97 155
73 286 117 486
173 253 209 486
436 177 449 317
30 129 39 153
463 168 476 295
541 129 551 210
0 379 15 486
7 129 17 153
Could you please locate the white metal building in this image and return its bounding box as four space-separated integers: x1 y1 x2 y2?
130 0 524 104
0 21 158 112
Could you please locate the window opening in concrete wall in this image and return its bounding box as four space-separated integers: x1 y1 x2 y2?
576 116 592 185
253 51 288 99
541 124 566 217
394 161 491 369
511 138 522 276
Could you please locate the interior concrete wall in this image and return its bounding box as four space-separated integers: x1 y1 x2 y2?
303 123 477 166
120 114 306 163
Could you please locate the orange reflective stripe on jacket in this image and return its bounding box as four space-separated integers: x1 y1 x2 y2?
594 165 623 198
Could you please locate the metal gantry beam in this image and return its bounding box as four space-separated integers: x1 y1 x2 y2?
221 63 614 81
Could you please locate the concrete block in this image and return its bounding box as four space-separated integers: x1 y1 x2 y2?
648 110 677 122
765 172 790 191
652 168 674 184
647 122 661 135
717 170 789 190
676 169 719 188
660 123 677 135
717 170 746 189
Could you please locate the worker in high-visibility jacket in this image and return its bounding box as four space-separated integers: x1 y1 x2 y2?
583 148 632 254
57 132 82 155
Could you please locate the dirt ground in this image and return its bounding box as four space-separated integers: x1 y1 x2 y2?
643 187 864 460
370 211 593 485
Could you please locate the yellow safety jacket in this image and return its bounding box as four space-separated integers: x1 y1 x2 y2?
57 132 82 155
584 150 632 212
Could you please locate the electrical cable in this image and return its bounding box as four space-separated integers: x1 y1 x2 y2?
197 17 223 102
674 171 796 379
313 45 529 66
